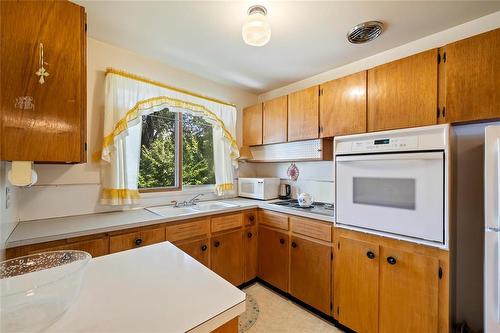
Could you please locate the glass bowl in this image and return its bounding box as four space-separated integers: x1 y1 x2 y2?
0 250 91 332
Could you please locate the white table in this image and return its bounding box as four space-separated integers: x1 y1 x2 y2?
45 242 246 332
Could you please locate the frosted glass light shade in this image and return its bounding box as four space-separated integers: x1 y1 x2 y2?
242 12 271 47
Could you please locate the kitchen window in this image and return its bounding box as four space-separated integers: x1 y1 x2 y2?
138 109 215 192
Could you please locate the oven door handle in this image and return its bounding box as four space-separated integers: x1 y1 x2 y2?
336 152 443 162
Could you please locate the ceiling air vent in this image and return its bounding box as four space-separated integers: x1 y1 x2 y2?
347 21 383 44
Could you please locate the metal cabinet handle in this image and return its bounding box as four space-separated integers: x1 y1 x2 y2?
247 232 253 238
291 242 297 248
366 251 375 259
135 238 143 246
201 245 207 251
387 256 397 265
249 216 255 222
214 241 220 248
279 238 285 245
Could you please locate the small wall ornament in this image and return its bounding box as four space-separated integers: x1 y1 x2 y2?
35 43 49 84
287 162 299 181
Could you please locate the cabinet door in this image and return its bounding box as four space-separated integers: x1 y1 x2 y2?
211 230 244 286
334 237 379 333
175 238 210 267
367 49 438 132
243 103 263 146
288 86 319 141
320 71 367 137
379 246 439 333
1 0 86 162
443 29 500 124
263 96 287 144
258 226 289 291
244 226 258 282
290 235 331 314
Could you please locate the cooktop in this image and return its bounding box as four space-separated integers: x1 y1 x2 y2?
271 199 334 217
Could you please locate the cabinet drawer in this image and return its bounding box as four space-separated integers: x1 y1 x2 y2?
211 213 243 233
109 226 165 253
290 216 332 242
167 219 210 242
27 237 109 258
259 210 289 230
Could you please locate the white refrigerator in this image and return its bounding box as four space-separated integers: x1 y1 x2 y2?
485 125 500 333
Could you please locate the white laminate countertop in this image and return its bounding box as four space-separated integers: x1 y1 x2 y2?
45 242 246 333
6 198 335 249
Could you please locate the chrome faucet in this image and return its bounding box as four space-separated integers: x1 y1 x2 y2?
171 194 204 208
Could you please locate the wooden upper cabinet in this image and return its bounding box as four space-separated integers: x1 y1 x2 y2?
334 237 379 333
442 28 500 124
367 49 438 132
379 246 439 333
320 71 367 137
263 96 288 144
0 0 87 162
242 103 263 146
290 235 331 315
288 86 320 141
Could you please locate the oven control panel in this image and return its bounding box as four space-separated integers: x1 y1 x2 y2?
351 136 418 152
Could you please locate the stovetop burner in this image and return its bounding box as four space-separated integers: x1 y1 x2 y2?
270 199 334 217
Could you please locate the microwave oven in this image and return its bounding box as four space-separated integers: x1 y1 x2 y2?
238 177 280 200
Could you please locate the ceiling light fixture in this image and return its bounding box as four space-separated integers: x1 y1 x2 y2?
242 5 271 47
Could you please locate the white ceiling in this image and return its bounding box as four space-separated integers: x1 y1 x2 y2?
78 1 500 94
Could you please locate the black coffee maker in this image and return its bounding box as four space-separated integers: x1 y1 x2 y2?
279 184 291 199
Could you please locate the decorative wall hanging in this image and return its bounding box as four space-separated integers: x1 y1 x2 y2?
287 162 299 181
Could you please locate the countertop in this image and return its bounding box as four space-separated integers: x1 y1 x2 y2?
6 198 335 249
45 242 246 333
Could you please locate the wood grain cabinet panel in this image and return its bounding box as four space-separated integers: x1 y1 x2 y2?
334 237 379 333
320 71 367 137
0 0 86 162
263 96 288 144
175 237 210 267
290 216 331 242
244 226 258 282
109 226 165 253
243 103 263 146
29 237 108 258
290 235 332 314
166 219 210 242
288 86 320 141
211 213 243 233
379 246 439 333
258 210 289 230
367 49 438 132
211 230 244 286
258 226 289 292
442 28 500 124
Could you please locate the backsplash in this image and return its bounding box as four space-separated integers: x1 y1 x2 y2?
238 160 334 203
0 162 19 255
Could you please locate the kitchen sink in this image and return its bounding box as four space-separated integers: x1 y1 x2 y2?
146 206 197 218
191 201 239 211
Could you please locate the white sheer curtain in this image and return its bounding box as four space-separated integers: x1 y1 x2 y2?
99 69 239 205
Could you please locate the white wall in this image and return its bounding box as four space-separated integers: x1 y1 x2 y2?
16 38 257 221
0 162 19 258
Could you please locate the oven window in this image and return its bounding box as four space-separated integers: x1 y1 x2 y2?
241 183 254 193
353 177 416 210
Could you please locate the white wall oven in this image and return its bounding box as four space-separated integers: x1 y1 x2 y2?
335 125 451 248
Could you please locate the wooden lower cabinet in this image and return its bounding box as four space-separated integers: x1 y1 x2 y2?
289 235 332 314
258 226 289 291
334 237 380 333
211 230 244 286
244 226 258 282
175 237 210 267
379 246 439 333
